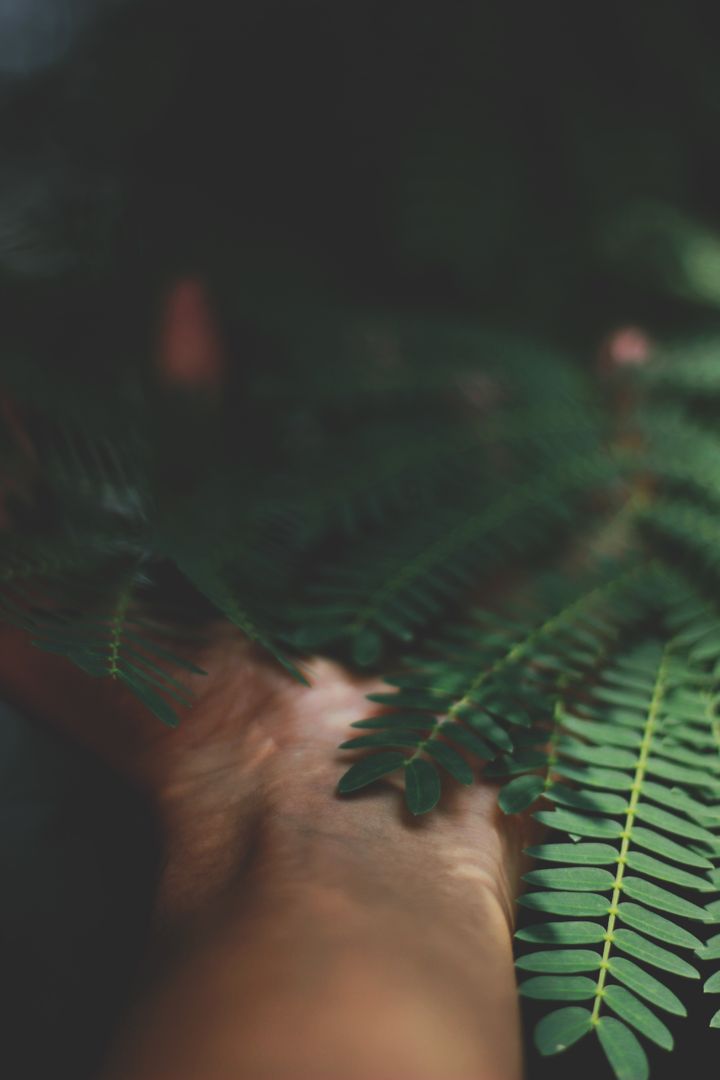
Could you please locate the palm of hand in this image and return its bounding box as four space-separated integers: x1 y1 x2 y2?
0 620 527 925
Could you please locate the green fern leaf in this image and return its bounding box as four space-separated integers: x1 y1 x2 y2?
612 931 699 979
516 950 602 973
340 565 652 812
30 582 205 726
498 774 545 813
616 904 703 950
423 740 474 784
513 640 718 1077
546 786 628 814
522 868 616 892
629 827 714 868
607 958 685 1016
339 733 423 751
516 922 606 945
623 853 714 893
639 407 720 508
596 1016 649 1080
404 758 441 815
620 878 712 921
336 752 407 794
533 810 623 839
534 1007 593 1055
303 452 623 662
518 892 611 917
603 986 674 1051
525 843 619 865
519 975 597 1001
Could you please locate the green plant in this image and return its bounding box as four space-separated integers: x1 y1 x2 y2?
6 325 720 1079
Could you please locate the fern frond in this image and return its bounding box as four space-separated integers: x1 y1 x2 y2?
492 565 665 814
338 563 654 815
0 526 135 632
280 400 600 542
30 579 206 727
177 555 308 685
298 450 622 665
638 338 720 396
253 319 595 411
38 417 149 521
638 498 720 583
158 496 309 685
515 639 720 1079
661 598 720 1031
638 407 720 508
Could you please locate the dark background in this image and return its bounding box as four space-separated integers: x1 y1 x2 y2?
4 1 720 382
1 2 720 1076
0 704 157 1080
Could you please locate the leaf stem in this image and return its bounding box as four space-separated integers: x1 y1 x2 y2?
590 642 672 1025
107 585 132 678
351 453 613 638
409 565 648 764
542 694 566 791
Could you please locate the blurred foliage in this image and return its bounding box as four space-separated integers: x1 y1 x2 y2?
4 0 720 382
4 4 720 1079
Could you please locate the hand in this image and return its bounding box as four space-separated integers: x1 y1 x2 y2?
0 281 535 1080
0 610 531 1080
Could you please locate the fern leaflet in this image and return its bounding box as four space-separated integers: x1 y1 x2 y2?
30 580 206 727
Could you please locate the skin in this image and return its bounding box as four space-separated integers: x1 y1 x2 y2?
0 623 531 1080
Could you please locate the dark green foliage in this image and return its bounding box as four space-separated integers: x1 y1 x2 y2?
337 563 656 814
326 339 720 1075
9 6 720 1075
512 639 718 1075
8 296 720 1079
30 580 207 727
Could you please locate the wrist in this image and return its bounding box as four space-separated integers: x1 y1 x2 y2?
109 816 522 1080
154 729 523 929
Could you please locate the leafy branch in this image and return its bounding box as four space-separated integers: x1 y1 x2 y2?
30 578 206 727
516 639 720 1079
338 564 652 815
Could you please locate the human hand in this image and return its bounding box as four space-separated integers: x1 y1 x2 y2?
0 280 533 1079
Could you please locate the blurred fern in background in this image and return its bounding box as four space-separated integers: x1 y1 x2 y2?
6 2 720 1077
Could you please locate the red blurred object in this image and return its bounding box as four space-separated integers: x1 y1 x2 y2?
599 326 652 373
157 278 226 391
